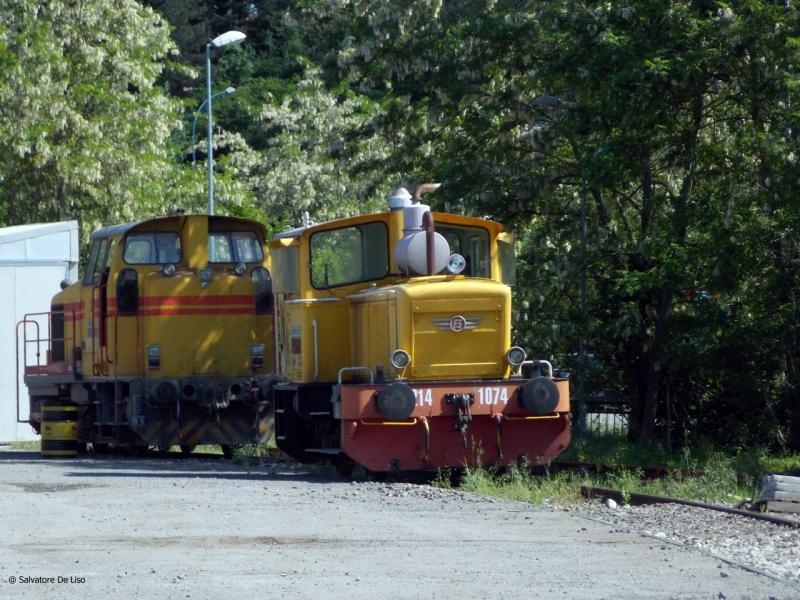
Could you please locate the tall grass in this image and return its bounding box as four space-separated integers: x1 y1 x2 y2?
457 463 582 504
436 433 799 506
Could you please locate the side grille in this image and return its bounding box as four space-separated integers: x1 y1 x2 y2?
51 304 65 363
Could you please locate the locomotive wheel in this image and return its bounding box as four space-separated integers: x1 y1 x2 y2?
131 445 148 458
221 444 234 459
335 458 354 477
157 444 172 456
180 445 197 455
92 443 110 455
370 471 388 482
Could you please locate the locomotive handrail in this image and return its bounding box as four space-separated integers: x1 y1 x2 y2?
135 313 141 379
539 360 554 378
15 309 76 424
345 289 396 299
90 288 96 371
504 414 561 421
113 313 119 430
15 318 39 425
17 310 77 367
337 366 374 384
96 284 111 376
312 318 319 381
284 297 342 304
17 318 41 365
104 313 114 366
359 418 417 426
521 359 554 379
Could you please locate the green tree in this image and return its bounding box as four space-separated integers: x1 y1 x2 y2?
140 0 208 95
0 0 198 239
227 70 388 224
313 0 800 449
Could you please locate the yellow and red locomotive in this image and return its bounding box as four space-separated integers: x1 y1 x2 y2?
22 185 571 469
21 214 276 456
268 185 570 473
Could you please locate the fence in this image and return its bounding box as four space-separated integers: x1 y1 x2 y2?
584 389 629 435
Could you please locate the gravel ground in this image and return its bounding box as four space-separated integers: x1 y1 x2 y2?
0 449 798 599
569 500 800 585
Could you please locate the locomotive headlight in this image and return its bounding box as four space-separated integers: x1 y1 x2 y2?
446 253 466 275
390 349 411 369
506 346 526 367
234 262 247 276
163 263 176 276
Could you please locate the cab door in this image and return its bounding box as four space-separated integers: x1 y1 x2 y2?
82 238 115 375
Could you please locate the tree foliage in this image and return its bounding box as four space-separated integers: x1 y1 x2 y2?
7 0 800 451
307 0 800 449
0 0 203 238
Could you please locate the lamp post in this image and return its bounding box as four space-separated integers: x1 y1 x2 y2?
533 95 588 436
206 31 246 215
192 87 235 168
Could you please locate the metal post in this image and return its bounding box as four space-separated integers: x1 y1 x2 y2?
192 90 234 169
578 163 587 435
206 43 214 216
191 99 206 169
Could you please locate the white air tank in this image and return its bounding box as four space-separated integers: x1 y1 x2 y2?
393 202 450 276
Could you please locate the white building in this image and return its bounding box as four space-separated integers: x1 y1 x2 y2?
0 221 79 442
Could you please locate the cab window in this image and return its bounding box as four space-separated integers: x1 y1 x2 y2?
123 232 182 264
310 222 388 289
83 238 108 285
437 224 491 278
104 239 116 271
209 232 265 263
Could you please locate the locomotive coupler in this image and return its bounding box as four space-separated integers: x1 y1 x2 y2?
445 393 474 449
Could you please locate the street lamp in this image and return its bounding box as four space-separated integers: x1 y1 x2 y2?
206 30 246 215
533 95 588 436
192 87 235 168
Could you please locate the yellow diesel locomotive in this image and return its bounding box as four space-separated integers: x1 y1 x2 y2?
268 185 570 474
21 214 276 456
21 185 571 470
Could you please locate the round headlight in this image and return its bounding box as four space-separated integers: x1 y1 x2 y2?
446 253 466 275
390 349 411 369
506 346 526 366
163 263 176 276
234 262 247 276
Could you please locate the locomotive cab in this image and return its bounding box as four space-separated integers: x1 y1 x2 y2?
269 186 571 473
22 215 276 455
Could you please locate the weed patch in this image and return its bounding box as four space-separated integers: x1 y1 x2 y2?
435 433 799 507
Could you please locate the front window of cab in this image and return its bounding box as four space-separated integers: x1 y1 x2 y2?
310 221 388 288
124 232 182 264
209 232 265 263
437 224 491 278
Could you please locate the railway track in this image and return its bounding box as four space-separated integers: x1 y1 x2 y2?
581 485 800 527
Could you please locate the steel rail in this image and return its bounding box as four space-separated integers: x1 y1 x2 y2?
580 485 800 528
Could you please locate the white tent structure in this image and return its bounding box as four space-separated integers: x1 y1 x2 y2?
0 221 79 442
